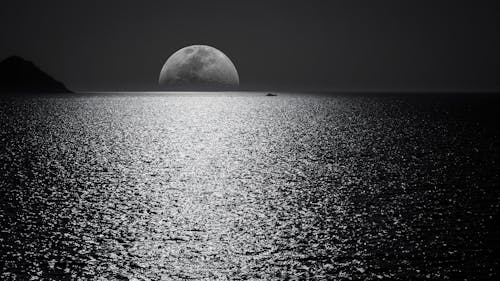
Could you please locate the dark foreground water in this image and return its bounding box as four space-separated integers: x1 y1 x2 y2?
1 93 499 280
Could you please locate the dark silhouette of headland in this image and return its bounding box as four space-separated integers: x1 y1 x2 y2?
0 56 71 94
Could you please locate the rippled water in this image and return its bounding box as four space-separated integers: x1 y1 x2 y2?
1 94 499 280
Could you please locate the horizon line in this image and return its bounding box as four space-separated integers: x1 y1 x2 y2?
76 89 500 94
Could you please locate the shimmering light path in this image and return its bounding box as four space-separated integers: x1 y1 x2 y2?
1 95 499 280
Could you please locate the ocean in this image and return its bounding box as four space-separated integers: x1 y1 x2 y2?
1 93 499 280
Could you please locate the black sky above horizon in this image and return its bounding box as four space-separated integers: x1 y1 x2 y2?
0 0 499 92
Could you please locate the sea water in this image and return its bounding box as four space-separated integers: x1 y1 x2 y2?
0 94 499 280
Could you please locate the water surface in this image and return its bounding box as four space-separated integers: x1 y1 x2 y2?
1 94 499 280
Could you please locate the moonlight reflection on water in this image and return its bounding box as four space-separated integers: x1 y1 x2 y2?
0 94 499 280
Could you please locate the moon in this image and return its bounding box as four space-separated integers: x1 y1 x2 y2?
159 45 239 90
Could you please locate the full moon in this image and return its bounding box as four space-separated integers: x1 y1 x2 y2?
159 45 239 90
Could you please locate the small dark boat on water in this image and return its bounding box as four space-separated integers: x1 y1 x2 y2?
266 93 277 96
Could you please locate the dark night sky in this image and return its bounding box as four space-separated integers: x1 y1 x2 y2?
0 0 499 92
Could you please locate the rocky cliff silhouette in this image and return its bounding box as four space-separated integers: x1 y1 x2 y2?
0 56 71 94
